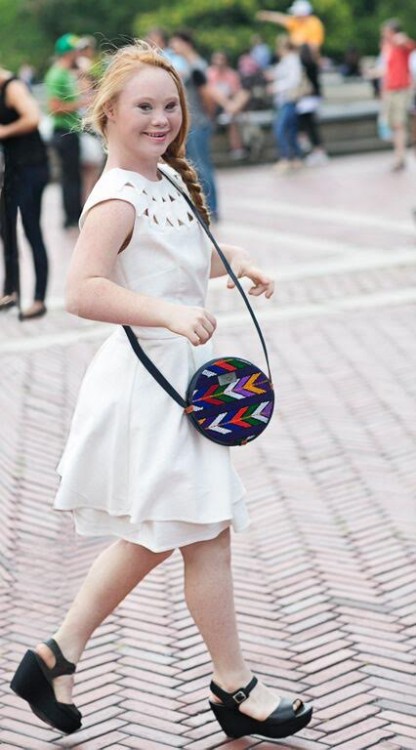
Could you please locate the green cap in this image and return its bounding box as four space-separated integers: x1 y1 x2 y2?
55 33 80 55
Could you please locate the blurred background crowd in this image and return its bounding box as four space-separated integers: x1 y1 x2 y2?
0 0 415 318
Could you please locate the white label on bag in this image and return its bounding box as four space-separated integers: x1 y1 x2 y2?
218 372 237 386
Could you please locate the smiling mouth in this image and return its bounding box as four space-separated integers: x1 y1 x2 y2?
144 132 169 139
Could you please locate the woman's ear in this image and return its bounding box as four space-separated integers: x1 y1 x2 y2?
103 99 116 122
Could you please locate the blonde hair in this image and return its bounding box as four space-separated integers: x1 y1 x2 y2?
85 40 210 224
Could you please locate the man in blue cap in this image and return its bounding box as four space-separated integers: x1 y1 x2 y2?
45 34 84 228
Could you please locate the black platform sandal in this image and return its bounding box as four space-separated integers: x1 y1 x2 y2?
209 676 312 739
10 638 82 734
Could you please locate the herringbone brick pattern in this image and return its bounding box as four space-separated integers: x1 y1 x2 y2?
1 152 416 748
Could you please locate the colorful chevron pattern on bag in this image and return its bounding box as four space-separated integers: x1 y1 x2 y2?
186 357 275 446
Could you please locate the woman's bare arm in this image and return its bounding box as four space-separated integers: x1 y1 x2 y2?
210 243 274 298
66 200 175 326
0 79 40 138
66 199 217 344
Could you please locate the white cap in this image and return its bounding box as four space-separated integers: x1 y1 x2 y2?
289 0 313 16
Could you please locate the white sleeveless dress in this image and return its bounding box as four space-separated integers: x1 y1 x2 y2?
54 165 249 552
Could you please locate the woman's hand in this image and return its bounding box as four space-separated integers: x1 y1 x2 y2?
166 304 217 346
227 257 275 299
211 244 274 299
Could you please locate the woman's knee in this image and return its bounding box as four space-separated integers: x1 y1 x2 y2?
180 528 231 566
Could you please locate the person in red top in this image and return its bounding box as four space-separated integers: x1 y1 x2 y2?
381 18 416 170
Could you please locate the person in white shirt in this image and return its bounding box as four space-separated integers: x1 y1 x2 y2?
268 36 303 173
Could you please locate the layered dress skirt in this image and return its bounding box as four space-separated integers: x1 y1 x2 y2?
54 165 249 552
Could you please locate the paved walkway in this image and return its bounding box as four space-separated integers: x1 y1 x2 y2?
1 151 416 750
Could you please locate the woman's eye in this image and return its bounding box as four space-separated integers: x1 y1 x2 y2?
138 103 152 111
166 102 178 111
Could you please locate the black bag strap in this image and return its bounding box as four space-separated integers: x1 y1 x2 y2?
159 167 272 380
123 323 187 408
123 166 272 408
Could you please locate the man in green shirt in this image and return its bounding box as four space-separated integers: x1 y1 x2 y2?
45 34 83 228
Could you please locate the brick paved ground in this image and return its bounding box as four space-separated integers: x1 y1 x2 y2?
1 151 416 750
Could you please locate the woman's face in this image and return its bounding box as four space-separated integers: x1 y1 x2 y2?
212 52 228 69
106 65 183 165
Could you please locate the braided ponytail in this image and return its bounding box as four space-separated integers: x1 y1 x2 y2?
163 152 210 226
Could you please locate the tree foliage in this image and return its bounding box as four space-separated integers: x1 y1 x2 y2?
0 0 49 73
133 0 358 61
0 0 415 74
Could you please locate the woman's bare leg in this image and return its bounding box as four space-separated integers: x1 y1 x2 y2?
180 528 281 721
36 539 173 704
392 124 407 167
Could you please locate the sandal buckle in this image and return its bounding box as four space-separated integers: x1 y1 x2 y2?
233 689 247 704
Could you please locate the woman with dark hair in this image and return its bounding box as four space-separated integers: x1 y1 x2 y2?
169 31 220 220
0 66 49 319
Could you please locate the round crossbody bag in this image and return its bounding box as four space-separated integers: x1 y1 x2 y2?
123 169 275 447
